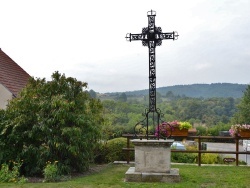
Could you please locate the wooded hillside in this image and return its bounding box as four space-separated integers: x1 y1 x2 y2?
117 83 247 98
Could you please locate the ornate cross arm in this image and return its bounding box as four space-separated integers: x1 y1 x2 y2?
125 33 146 41
126 31 179 45
156 32 179 40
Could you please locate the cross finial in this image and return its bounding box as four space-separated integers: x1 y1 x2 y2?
147 10 156 16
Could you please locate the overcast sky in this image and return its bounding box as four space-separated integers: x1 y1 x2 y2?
1 0 250 93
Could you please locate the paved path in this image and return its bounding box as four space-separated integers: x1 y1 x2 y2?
204 142 250 165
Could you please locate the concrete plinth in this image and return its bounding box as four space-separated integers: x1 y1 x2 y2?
125 167 180 182
125 139 180 183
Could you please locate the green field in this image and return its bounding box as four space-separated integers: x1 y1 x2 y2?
0 164 249 188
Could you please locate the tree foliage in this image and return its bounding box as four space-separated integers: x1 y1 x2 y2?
116 93 127 102
171 97 237 126
0 72 104 176
88 89 97 99
101 94 238 137
233 85 250 124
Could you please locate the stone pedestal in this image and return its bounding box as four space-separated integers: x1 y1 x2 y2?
125 139 180 183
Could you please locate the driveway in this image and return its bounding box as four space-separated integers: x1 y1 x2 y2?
204 142 250 165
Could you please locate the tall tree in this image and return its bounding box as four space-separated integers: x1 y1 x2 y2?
233 85 250 124
89 89 97 98
117 93 127 102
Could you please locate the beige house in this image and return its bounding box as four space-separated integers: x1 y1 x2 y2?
0 48 30 109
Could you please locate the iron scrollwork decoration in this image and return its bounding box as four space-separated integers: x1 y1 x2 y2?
126 10 178 140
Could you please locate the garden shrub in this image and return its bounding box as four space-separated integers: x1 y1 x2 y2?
171 146 225 164
201 153 220 164
0 72 104 176
93 141 108 164
104 137 134 163
0 161 27 183
43 161 60 182
171 152 197 163
171 144 197 164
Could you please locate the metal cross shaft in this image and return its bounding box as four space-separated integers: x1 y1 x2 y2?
126 10 178 113
126 10 178 140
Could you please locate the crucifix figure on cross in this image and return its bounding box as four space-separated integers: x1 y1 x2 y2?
126 10 179 139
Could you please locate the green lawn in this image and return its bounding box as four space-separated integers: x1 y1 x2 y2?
1 164 249 188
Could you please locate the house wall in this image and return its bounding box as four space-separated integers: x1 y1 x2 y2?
0 83 12 109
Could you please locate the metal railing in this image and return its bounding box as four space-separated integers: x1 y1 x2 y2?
122 134 250 166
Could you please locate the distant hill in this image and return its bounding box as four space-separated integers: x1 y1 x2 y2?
121 83 248 98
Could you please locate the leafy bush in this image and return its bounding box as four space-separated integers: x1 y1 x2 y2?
93 141 108 164
0 161 27 183
104 137 134 163
171 145 227 164
171 152 197 163
201 153 220 164
43 161 60 182
0 72 104 176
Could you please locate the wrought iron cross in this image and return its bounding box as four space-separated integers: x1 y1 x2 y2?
126 10 178 113
126 10 178 139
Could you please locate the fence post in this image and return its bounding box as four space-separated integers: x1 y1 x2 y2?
126 135 130 164
236 137 239 166
198 136 201 166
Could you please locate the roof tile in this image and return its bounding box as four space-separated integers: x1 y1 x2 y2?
0 48 30 97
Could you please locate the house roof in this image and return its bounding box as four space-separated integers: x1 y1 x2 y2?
0 48 30 97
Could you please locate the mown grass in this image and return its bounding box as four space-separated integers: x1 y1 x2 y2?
0 164 249 188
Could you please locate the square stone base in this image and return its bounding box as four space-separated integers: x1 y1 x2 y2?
125 167 180 182
132 139 174 173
